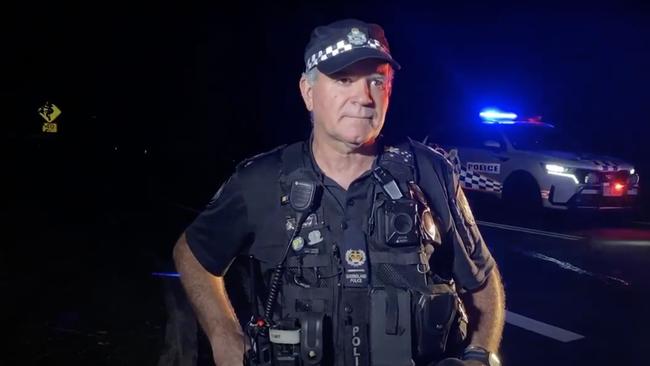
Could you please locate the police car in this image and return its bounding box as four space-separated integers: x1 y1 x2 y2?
430 109 640 211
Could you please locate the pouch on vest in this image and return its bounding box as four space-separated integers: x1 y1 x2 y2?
370 288 412 366
412 284 466 365
299 312 326 365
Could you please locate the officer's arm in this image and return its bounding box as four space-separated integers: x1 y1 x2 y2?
443 154 506 355
460 264 506 354
173 233 247 365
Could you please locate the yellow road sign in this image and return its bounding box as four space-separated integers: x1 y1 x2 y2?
42 122 58 133
38 102 62 123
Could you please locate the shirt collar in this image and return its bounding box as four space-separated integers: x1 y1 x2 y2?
304 133 386 186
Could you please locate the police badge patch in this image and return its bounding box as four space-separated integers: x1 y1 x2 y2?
347 28 367 46
292 237 305 251
447 148 462 174
345 249 367 267
307 230 323 245
456 187 477 227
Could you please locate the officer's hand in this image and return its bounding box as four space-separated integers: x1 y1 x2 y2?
463 360 488 366
434 357 465 366
210 331 248 366
434 358 490 366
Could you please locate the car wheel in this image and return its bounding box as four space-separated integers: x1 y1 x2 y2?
502 172 542 216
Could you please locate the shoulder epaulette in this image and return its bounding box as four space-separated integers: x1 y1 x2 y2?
236 144 287 171
408 139 461 174
382 144 415 166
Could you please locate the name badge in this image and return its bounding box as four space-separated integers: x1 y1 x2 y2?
341 226 370 287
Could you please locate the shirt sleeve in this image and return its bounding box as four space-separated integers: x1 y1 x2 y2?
450 183 496 291
184 171 252 276
412 142 496 291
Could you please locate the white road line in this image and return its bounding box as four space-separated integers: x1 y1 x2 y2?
476 220 585 241
521 251 630 286
592 238 650 247
506 311 585 342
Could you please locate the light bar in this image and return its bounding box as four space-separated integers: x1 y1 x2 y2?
480 109 518 121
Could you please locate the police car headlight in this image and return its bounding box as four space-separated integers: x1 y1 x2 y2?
544 163 579 184
584 172 600 184
545 164 568 173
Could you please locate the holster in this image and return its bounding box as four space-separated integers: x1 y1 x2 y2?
412 283 467 365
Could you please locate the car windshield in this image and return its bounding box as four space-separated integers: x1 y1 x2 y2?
502 125 583 151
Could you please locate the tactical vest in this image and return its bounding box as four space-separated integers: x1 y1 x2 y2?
248 141 468 366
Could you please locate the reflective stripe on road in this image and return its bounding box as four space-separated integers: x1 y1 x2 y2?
477 220 585 241
506 311 585 342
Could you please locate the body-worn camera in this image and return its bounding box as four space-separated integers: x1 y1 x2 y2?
383 199 419 247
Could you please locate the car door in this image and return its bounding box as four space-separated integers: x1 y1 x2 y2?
452 126 507 194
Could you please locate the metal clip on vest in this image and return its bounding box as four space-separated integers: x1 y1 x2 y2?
372 166 403 200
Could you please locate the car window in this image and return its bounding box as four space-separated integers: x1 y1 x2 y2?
502 125 582 151
429 124 506 149
463 127 506 149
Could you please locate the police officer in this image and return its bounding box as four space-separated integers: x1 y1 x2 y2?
173 19 505 366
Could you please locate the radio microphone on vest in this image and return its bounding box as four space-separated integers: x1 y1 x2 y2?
290 180 319 225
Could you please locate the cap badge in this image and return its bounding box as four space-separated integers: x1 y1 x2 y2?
347 28 367 46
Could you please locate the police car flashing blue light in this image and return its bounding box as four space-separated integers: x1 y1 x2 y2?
479 109 518 121
480 110 555 128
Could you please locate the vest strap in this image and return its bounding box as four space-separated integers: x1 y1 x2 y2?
286 254 331 268
385 286 399 335
283 286 331 314
283 286 331 299
280 141 307 175
369 251 421 265
378 143 416 193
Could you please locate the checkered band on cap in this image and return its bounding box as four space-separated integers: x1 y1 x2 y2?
305 38 390 71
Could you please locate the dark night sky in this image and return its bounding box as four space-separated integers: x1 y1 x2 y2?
3 1 650 207
4 4 650 363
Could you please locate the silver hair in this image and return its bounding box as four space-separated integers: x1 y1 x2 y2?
304 65 395 86
304 67 319 85
303 68 319 123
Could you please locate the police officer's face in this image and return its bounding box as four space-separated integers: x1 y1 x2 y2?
300 59 392 148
